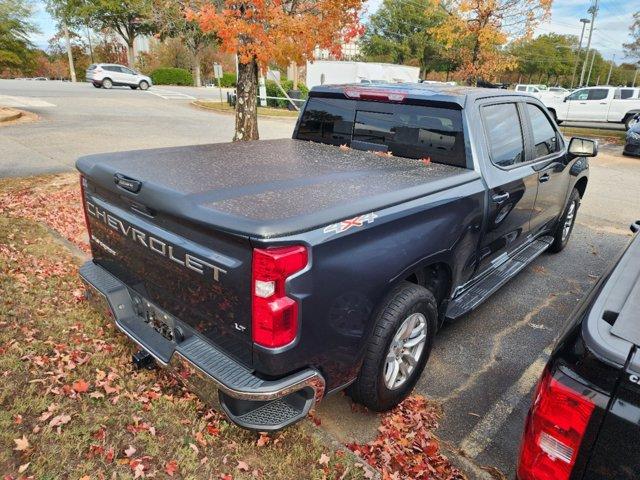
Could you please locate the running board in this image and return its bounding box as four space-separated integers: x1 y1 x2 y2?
446 236 554 320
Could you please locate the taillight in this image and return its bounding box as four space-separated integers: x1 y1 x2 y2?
251 246 308 348
80 175 92 237
517 369 595 480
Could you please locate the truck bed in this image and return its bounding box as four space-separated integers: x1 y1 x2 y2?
77 139 477 238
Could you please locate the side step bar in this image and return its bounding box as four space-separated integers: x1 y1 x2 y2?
446 236 554 320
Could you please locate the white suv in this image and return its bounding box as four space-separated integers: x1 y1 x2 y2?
86 64 152 90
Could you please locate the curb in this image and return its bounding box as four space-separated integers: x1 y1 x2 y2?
191 100 299 120
0 108 23 123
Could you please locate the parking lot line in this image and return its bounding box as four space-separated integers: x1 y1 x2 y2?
459 345 552 458
146 88 196 100
0 95 56 108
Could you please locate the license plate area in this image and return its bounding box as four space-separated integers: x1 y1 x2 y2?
128 291 177 342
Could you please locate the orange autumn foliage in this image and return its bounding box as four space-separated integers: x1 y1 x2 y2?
427 0 552 83
191 0 364 68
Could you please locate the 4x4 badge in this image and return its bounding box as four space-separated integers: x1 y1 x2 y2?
324 213 378 234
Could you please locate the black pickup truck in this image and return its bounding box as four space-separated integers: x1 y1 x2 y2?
77 84 596 431
517 222 640 480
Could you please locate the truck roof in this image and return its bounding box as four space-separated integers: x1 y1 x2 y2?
309 83 529 107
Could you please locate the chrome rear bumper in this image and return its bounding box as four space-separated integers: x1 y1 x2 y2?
80 260 325 431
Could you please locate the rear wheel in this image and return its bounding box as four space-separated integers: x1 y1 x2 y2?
139 80 149 91
625 114 638 130
102 78 113 89
92 83 101 88
130 85 138 90
548 188 580 253
348 282 437 411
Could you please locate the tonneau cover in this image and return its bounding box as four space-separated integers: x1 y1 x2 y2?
584 231 640 367
77 139 477 238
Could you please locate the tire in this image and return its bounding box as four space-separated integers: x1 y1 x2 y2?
139 81 149 91
130 85 138 90
625 114 638 131
92 83 101 88
548 188 580 253
102 78 113 89
349 282 437 411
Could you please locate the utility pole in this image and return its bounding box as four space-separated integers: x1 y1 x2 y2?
606 54 615 85
586 48 597 85
62 21 77 83
571 18 590 89
579 0 598 87
86 24 94 63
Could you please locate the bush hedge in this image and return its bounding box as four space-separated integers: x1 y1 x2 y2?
150 68 193 86
217 72 237 87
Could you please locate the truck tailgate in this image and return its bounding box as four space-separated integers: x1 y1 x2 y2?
80 178 253 366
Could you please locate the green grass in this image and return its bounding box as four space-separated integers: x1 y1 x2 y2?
559 125 626 143
193 100 300 118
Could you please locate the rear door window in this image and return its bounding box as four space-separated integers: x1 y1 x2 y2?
620 89 635 99
482 103 525 168
587 89 608 101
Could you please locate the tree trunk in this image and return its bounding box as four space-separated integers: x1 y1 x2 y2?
234 57 259 142
63 22 76 83
127 40 135 68
194 53 202 87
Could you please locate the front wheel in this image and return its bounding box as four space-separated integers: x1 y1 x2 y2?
138 81 149 91
548 188 580 253
102 78 113 89
348 282 437 411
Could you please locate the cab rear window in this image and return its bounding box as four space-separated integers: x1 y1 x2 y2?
296 97 467 168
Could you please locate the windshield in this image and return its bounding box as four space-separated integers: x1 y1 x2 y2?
296 97 467 168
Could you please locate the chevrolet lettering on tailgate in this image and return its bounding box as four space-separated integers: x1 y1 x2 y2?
86 201 227 281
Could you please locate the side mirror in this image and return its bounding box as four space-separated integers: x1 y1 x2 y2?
563 96 569 103
568 137 598 158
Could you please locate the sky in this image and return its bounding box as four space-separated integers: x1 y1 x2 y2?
30 0 637 63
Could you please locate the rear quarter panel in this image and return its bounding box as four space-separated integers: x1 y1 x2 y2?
253 178 486 391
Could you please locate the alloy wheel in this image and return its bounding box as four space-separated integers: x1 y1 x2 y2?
384 312 427 390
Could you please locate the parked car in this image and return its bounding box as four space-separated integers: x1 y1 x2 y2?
517 221 640 480
515 84 548 95
542 86 640 129
623 116 640 156
86 63 152 90
548 86 569 95
76 84 595 431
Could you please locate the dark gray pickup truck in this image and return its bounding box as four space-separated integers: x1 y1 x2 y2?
77 84 595 431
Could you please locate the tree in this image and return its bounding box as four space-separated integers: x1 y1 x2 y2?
361 0 452 78
192 0 363 141
624 11 640 62
0 0 38 71
80 0 155 67
429 0 552 85
152 0 217 87
508 34 575 85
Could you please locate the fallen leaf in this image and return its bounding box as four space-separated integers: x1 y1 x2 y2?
18 463 30 474
422 157 431 165
49 414 71 428
165 460 178 477
318 453 330 466
14 435 29 451
124 445 136 457
72 379 90 393
237 460 250 471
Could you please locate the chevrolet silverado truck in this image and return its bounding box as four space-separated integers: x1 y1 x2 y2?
542 86 640 130
77 84 596 431
518 221 640 480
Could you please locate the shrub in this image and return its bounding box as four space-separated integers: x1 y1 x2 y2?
218 72 236 87
264 80 309 108
150 67 193 86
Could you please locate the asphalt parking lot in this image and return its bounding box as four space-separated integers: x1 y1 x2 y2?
2 79 639 479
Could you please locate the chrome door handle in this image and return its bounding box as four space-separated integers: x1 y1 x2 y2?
539 173 550 183
492 192 510 204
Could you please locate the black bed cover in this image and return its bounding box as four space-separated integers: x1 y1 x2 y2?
76 139 478 238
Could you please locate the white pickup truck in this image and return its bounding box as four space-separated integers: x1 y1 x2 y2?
542 86 640 129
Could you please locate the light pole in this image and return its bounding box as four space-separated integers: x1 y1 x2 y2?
579 1 598 87
571 18 590 89
606 54 615 85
